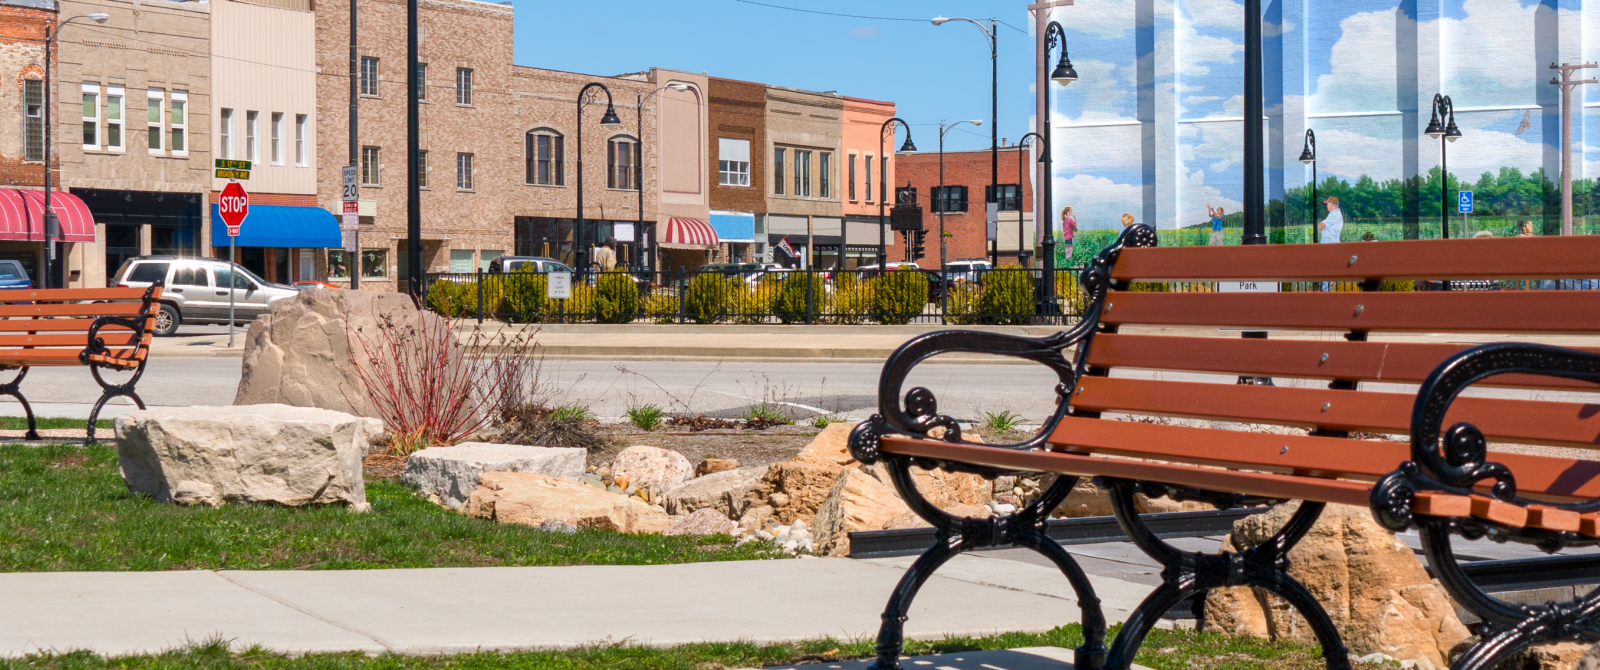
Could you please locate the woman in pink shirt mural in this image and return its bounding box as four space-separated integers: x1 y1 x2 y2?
1060 205 1078 266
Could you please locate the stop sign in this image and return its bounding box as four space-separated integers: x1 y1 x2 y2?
218 182 249 235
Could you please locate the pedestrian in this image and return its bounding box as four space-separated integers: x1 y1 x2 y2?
1318 196 1344 244
1120 213 1135 228
1060 206 1078 265
594 236 618 272
1517 220 1536 237
1206 203 1225 246
1473 231 1495 239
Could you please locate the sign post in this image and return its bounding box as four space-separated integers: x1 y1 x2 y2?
1458 190 1474 237
218 181 250 347
547 270 571 323
342 166 360 289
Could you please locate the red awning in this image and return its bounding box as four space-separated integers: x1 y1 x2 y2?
657 217 719 249
0 190 96 242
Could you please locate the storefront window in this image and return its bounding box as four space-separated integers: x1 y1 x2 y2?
361 249 388 278
327 250 350 279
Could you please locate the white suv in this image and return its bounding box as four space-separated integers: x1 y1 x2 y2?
112 256 299 336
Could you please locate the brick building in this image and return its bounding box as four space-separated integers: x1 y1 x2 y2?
0 0 55 279
706 76 766 266
763 85 842 269
893 146 1034 268
840 95 895 268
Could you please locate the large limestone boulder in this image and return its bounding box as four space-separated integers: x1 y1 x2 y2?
811 465 990 557
796 422 856 466
762 460 845 524
662 465 770 518
115 404 378 508
610 445 694 491
1577 643 1600 670
1515 642 1593 670
234 288 439 417
663 508 740 536
403 443 586 509
1200 502 1470 668
465 471 670 533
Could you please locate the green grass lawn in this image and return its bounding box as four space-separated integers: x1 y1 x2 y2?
0 443 778 571
0 416 111 431
0 625 1341 670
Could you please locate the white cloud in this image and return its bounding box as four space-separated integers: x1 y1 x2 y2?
1426 127 1548 179
1178 167 1243 227
1180 0 1242 30
1054 0 1146 40
1053 174 1147 230
1312 127 1408 181
1441 0 1559 108
1174 17 1242 77
1179 122 1244 173
1308 7 1431 113
1052 119 1145 174
1057 59 1135 122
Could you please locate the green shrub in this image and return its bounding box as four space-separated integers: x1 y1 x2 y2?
873 270 927 325
626 403 664 431
943 282 982 325
551 282 596 323
424 279 499 318
685 273 735 324
830 273 876 325
774 272 826 324
497 273 547 322
1379 279 1415 292
424 280 459 316
642 288 679 324
594 271 639 324
1055 270 1088 316
729 280 775 324
978 265 1034 325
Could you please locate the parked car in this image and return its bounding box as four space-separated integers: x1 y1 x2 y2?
111 256 298 336
292 280 337 290
486 256 575 274
0 260 31 289
943 259 993 284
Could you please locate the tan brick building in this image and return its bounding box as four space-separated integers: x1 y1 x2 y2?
895 146 1034 268
763 85 842 269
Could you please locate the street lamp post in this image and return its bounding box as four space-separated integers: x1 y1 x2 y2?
932 16 999 267
1016 133 1041 267
1424 94 1462 241
937 120 983 270
1299 129 1317 243
877 117 915 269
635 83 689 274
42 12 110 289
575 82 622 274
1040 20 1077 315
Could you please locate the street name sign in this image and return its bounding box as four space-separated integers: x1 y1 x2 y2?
215 159 252 181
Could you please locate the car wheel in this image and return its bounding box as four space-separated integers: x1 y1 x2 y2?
153 303 181 337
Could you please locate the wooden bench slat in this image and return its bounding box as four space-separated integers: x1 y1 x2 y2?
1085 334 1600 389
0 319 134 333
1072 377 1600 450
1109 236 1600 282
0 303 146 319
1046 417 1600 502
0 349 141 366
880 436 1378 506
0 288 155 302
0 333 141 347
1101 292 1600 334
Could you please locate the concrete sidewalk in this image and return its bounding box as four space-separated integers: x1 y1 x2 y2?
0 555 1153 659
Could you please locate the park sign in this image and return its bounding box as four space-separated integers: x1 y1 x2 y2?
215 159 252 180
218 182 249 236
1459 190 1474 214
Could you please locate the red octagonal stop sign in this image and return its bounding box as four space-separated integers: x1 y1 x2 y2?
218 182 249 235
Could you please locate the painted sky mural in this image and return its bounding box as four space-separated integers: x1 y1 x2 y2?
1041 0 1583 233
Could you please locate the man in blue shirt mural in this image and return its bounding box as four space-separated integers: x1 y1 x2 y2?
1206 203 1225 245
1319 196 1344 244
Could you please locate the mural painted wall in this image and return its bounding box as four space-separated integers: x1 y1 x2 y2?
1042 0 1587 255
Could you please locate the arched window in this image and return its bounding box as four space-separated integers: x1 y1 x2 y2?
525 129 564 186
607 135 639 190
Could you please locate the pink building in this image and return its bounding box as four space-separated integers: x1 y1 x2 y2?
840 96 896 268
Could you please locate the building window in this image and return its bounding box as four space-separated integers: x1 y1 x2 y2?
819 151 831 199
773 147 785 195
988 184 1022 211
106 85 123 151
847 154 857 201
416 63 428 101
456 152 473 191
361 249 388 278
455 68 473 105
23 79 44 160
269 112 283 164
608 137 637 190
794 150 811 197
147 89 164 153
244 110 257 161
417 150 428 188
864 154 874 203
361 145 380 185
932 186 969 213
295 114 308 166
219 108 233 158
360 56 379 96
81 83 99 149
526 130 564 185
169 91 187 154
327 250 351 279
718 138 750 186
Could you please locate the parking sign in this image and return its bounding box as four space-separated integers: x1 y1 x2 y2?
1458 190 1473 214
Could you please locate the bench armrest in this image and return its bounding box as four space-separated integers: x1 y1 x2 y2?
79 284 161 366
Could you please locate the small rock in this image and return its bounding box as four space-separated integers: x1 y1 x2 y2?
797 538 814 553
769 492 791 508
695 458 739 477
790 519 808 532
663 508 740 536
597 465 611 479
536 518 577 534
607 485 626 495
988 501 1018 515
756 530 773 541
350 502 372 514
782 539 799 553
614 475 631 490
611 445 695 491
624 485 638 496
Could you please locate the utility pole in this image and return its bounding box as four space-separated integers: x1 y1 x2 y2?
405 0 421 299
1551 63 1597 237
1029 1 1071 265
348 0 359 289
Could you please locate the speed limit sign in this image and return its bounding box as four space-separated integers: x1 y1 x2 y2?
342 166 359 202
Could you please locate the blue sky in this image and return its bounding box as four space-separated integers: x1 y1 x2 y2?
512 0 1040 152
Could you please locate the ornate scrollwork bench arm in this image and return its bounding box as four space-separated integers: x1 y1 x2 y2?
77 284 161 444
1371 342 1600 670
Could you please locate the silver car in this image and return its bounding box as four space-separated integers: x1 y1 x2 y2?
111 256 299 336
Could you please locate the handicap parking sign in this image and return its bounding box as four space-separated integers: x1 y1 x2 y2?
1458 190 1473 214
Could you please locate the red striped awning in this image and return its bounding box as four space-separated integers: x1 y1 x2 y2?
0 190 96 242
657 217 719 249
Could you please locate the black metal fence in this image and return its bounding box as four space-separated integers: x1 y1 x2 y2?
422 268 1599 326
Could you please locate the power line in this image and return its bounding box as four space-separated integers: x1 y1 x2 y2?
732 0 926 22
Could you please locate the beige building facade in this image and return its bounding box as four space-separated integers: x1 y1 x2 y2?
763 85 842 269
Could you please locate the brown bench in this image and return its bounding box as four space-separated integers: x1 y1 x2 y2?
848 227 1600 670
0 285 163 443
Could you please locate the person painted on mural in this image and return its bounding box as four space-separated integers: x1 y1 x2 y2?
1206 203 1226 246
594 236 618 272
1120 213 1135 228
1517 220 1536 237
1318 196 1344 244
1060 206 1078 265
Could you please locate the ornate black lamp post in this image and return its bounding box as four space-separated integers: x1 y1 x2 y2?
932 16 1000 266
1425 94 1462 240
877 117 915 269
41 12 109 289
1299 129 1317 243
937 119 983 269
575 82 622 272
1040 20 1076 314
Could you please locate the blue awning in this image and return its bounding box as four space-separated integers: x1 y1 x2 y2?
210 204 342 248
709 210 754 242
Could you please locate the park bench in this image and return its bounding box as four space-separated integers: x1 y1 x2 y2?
848 226 1600 670
0 285 163 443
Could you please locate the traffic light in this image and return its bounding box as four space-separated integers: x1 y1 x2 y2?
911 229 927 261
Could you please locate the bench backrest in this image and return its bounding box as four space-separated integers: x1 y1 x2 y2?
1061 231 1600 504
0 286 163 363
